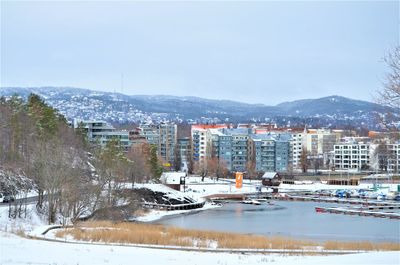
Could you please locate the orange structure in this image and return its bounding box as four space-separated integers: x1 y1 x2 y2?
235 172 243 189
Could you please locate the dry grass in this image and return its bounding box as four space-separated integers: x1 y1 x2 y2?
55 221 400 251
324 240 400 251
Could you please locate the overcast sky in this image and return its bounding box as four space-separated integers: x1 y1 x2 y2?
1 1 399 105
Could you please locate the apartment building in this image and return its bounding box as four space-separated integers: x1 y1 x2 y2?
249 134 276 172
139 123 177 165
372 142 400 173
177 137 191 172
73 119 131 150
222 128 251 172
249 133 292 172
191 124 227 168
275 134 292 171
387 143 400 172
334 142 371 170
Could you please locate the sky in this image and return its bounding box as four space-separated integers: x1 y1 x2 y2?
1 1 399 105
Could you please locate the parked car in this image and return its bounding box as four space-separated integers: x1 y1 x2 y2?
2 195 15 203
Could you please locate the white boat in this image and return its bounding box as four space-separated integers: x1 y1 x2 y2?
241 199 261 205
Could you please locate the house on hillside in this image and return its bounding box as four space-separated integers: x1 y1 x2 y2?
261 172 281 186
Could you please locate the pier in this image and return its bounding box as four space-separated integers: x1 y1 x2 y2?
315 206 400 219
141 201 205 211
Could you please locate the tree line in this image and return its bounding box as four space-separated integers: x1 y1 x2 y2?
0 94 162 224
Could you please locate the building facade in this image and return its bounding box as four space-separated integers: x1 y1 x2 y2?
73 119 131 150
334 142 371 170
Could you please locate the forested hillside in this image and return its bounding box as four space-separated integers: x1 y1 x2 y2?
0 95 158 224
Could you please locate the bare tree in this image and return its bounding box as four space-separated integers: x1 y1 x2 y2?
379 47 400 110
246 161 257 181
377 47 400 135
126 143 151 185
300 148 308 173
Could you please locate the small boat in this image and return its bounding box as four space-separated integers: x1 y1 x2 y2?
241 199 261 205
315 207 326 213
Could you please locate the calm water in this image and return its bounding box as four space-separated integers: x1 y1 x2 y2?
156 201 400 242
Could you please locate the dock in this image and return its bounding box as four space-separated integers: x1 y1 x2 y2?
141 201 205 211
276 194 400 207
315 206 400 219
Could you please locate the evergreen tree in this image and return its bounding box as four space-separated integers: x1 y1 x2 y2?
149 144 163 180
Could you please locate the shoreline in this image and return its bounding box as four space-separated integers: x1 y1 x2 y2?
132 201 221 223
147 200 400 243
32 221 400 253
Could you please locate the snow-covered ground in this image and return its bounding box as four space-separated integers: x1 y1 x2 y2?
133 201 220 222
0 184 399 265
0 204 46 234
1 232 399 265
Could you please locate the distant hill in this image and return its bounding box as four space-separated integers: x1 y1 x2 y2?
0 87 395 129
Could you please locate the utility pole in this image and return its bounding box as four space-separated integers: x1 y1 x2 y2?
121 73 124 93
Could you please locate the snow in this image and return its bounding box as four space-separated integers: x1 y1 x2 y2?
133 202 220 222
1 181 399 264
1 232 399 265
0 204 47 234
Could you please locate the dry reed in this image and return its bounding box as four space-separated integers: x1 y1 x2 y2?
54 221 400 251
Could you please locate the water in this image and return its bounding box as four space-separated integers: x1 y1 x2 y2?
156 201 400 242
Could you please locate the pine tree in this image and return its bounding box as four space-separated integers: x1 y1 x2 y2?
149 144 163 180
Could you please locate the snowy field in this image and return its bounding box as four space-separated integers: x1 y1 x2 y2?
0 232 399 265
0 181 399 265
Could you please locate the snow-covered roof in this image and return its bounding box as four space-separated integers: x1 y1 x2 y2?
261 172 279 179
160 172 186 184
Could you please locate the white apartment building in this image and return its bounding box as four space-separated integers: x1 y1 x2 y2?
387 143 400 172
291 131 306 169
334 142 371 170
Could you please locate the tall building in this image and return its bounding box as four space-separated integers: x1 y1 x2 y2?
249 133 292 172
218 134 233 171
289 130 306 169
305 129 339 155
222 128 251 172
191 124 228 168
139 123 177 165
249 134 276 172
158 123 177 166
275 134 292 171
177 137 191 172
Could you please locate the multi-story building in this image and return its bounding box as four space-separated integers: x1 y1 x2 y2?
218 134 233 170
222 128 250 172
372 142 400 173
139 124 159 145
158 123 177 166
306 129 342 155
191 124 228 168
139 123 177 165
275 134 292 171
387 143 400 172
249 134 276 172
249 133 292 172
177 137 191 172
73 119 131 150
289 130 306 169
334 142 371 170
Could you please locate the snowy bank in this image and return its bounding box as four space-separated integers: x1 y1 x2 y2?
1 231 399 265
